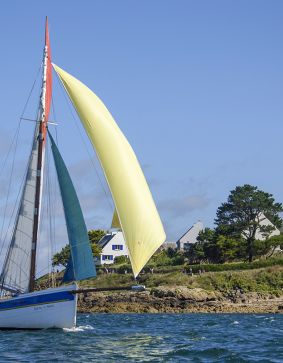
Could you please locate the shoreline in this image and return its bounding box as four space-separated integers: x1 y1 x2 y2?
77 286 283 314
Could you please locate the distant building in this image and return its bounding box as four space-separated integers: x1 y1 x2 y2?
242 213 282 253
176 221 204 250
97 231 129 265
242 213 280 241
162 241 177 250
255 213 280 240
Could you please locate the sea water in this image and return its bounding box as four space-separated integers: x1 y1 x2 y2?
0 314 282 362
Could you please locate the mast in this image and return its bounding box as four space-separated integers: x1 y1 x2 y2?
29 18 52 291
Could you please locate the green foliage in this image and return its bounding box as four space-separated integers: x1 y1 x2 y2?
52 245 70 267
187 233 246 264
88 229 105 244
52 229 105 267
215 184 283 262
91 242 102 258
150 250 172 266
76 262 283 296
197 228 216 244
114 256 129 265
108 255 283 275
186 242 206 264
256 234 283 258
138 271 192 288
267 234 283 249
195 267 283 295
166 247 177 258
184 256 283 273
79 273 135 288
187 186 283 264
214 235 244 262
146 248 185 267
112 263 132 274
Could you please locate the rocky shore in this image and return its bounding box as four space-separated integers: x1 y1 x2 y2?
77 286 283 314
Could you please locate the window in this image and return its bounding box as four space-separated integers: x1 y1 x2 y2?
102 255 113 261
112 245 123 251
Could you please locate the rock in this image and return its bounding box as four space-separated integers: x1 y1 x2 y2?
151 286 220 302
76 287 283 314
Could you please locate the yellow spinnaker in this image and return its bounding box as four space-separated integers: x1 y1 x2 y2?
53 64 166 277
111 209 121 229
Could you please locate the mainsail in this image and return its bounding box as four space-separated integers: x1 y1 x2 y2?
48 132 96 282
53 64 166 277
0 125 41 293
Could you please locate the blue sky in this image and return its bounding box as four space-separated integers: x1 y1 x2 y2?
0 1 283 272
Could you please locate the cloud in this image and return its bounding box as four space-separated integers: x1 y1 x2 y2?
158 194 210 241
159 194 210 218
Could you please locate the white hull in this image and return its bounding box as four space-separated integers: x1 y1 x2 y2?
0 284 77 329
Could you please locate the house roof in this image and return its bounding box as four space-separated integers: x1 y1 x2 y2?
177 221 204 244
97 234 115 249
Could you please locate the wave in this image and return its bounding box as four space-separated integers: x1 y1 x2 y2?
63 324 95 332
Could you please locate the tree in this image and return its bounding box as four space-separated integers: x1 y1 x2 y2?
197 228 216 244
88 229 105 244
215 184 283 262
254 233 283 258
52 245 70 267
52 229 105 268
186 242 206 264
187 229 244 264
214 235 243 263
195 228 220 263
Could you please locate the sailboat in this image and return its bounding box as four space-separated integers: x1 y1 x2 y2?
0 18 166 329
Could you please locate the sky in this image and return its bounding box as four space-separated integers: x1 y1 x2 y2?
0 1 283 273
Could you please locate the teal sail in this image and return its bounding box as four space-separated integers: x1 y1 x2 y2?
48 131 96 282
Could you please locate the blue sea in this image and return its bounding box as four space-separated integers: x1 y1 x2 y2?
0 314 282 362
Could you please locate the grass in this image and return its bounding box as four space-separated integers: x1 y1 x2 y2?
187 266 283 296
80 265 283 296
104 255 283 274
37 256 283 297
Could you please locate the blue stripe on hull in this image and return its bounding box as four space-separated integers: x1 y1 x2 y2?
0 290 74 311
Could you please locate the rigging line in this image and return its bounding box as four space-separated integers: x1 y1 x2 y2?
53 71 114 213
6 263 50 288
51 153 58 261
0 123 39 277
20 64 42 119
36 264 54 278
0 160 29 281
45 140 51 279
47 135 58 266
36 139 53 282
50 90 59 262
0 123 20 181
0 125 21 243
0 64 42 238
45 138 55 281
0 65 42 286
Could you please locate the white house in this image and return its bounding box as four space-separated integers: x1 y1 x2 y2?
97 231 129 265
176 221 204 250
254 213 280 240
242 212 280 241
